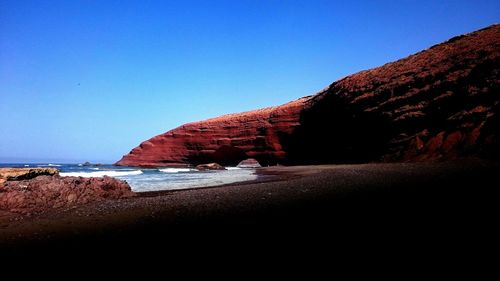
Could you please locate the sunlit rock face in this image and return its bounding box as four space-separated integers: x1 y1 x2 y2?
117 24 499 167
116 97 310 167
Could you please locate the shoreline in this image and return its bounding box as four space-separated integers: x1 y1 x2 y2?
134 167 287 197
1 159 498 255
0 165 300 225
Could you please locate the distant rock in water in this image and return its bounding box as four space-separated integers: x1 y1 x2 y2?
82 162 102 166
116 24 500 167
237 158 262 168
196 163 226 171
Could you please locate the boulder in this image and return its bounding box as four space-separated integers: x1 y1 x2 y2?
237 158 262 168
0 168 59 184
196 163 226 171
0 175 135 215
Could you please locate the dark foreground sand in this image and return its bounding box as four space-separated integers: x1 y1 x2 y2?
0 160 497 261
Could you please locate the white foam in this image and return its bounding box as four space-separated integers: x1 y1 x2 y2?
48 164 61 167
159 168 195 173
60 170 143 178
225 167 242 170
24 165 29 167
130 169 257 192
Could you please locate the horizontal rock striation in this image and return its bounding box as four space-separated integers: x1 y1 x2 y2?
117 24 499 167
117 97 310 166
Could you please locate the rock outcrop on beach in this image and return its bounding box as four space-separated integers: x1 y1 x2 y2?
0 173 135 215
196 163 226 171
237 159 262 168
0 168 59 184
117 24 499 167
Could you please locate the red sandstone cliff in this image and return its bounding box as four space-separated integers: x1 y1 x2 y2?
117 24 499 167
117 97 311 166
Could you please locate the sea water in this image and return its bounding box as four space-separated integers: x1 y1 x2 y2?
0 163 257 192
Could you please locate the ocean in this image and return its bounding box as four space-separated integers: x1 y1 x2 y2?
0 163 257 192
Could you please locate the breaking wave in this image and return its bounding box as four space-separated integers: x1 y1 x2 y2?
60 170 143 178
37 164 62 167
159 168 195 173
225 167 242 170
129 168 257 192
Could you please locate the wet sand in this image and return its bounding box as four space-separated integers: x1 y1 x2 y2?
0 160 497 260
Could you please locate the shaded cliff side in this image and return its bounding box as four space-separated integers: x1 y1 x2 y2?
117 24 499 167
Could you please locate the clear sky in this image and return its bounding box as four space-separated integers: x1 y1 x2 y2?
1 0 498 163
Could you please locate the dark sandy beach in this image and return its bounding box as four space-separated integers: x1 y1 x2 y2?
0 159 498 260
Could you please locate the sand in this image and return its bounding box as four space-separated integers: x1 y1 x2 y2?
0 159 497 259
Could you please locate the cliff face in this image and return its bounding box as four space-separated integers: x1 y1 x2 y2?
117 97 311 167
117 24 499 167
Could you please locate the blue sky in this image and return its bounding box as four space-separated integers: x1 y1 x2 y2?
1 0 498 163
